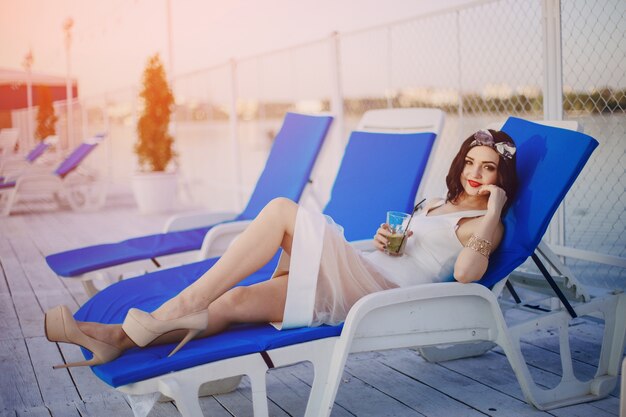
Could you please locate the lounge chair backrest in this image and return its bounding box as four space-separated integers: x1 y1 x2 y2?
53 137 102 178
236 113 333 221
25 141 51 162
485 119 581 132
323 131 437 241
357 108 445 134
477 117 598 288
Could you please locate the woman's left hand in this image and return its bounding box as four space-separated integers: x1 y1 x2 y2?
477 184 507 216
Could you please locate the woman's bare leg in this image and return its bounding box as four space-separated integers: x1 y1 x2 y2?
153 197 298 321
79 274 289 351
75 197 297 352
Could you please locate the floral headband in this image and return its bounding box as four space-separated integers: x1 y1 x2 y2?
470 129 516 160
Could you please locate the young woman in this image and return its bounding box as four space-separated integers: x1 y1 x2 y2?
45 128 518 368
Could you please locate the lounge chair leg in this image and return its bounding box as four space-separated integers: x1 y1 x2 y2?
248 369 269 417
305 345 349 417
304 340 336 417
499 293 626 410
158 378 203 417
619 357 626 416
82 279 100 297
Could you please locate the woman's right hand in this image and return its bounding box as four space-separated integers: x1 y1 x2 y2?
374 223 413 252
374 223 391 251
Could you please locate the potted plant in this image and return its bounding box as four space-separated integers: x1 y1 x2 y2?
132 53 178 214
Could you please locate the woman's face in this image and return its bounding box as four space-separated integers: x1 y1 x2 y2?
461 145 500 196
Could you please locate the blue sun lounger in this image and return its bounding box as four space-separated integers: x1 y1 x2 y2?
0 135 104 216
0 139 50 181
72 117 626 417
46 113 333 294
73 126 439 397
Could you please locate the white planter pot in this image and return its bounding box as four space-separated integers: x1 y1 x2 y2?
132 171 178 214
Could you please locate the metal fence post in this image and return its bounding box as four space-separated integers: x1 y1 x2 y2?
386 26 393 108
455 10 464 137
229 58 243 209
542 0 565 247
329 31 345 142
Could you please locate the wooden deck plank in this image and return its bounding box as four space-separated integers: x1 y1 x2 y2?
46 403 82 417
0 338 43 411
326 359 427 417
59 343 127 405
214 377 290 417
0 234 46 339
74 395 133 417
17 213 91 307
25 337 81 407
0 293 24 341
379 349 551 416
15 406 51 417
266 363 354 417
0 236 11 295
196 396 238 417
344 352 485 417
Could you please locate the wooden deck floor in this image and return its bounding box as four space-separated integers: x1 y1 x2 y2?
0 193 623 417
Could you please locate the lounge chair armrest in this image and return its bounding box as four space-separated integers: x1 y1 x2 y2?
164 211 239 232
340 282 504 353
349 239 376 252
348 282 497 320
198 220 253 259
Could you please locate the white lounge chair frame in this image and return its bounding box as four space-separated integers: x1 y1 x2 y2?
115 238 625 416
0 135 59 179
110 108 446 412
113 118 625 416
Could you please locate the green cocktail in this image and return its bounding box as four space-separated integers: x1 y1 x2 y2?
386 232 406 256
385 211 410 256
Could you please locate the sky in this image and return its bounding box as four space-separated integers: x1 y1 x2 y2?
0 0 475 98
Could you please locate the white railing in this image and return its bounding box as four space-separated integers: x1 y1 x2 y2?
9 0 625 290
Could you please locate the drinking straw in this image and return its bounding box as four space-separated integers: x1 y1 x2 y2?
398 198 426 249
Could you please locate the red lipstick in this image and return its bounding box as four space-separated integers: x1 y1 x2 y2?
468 180 481 188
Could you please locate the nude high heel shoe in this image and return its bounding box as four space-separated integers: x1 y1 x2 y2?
122 308 209 357
45 305 122 369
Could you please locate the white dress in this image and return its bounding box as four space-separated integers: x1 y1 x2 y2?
271 200 487 329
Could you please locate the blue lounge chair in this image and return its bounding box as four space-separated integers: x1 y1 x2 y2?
72 126 441 412
71 117 626 417
0 135 57 181
0 134 105 216
46 113 333 295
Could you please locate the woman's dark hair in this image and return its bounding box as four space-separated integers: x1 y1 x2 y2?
445 129 519 215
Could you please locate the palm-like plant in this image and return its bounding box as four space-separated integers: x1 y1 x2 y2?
136 54 175 172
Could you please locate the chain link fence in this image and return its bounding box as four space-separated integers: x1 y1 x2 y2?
9 0 624 288
560 0 626 289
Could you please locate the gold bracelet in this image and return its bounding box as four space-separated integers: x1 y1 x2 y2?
465 234 492 258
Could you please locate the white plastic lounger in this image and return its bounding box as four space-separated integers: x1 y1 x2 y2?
68 116 626 417
45 113 333 295
74 119 443 417
0 135 58 179
0 134 106 215
308 117 625 414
